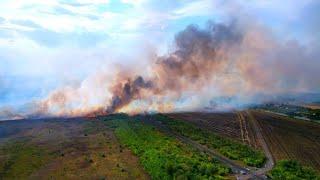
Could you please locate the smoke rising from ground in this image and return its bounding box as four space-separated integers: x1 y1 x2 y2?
1 18 319 119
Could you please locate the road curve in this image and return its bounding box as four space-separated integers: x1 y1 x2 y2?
245 111 275 175
142 115 268 179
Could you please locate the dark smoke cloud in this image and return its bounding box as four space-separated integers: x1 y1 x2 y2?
107 76 153 113
154 21 242 91
105 19 320 114
105 21 244 113
1 18 320 119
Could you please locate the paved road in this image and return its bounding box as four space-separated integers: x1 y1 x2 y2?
142 115 268 180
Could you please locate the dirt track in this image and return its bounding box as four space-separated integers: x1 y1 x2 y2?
251 110 320 171
143 115 269 180
244 111 274 176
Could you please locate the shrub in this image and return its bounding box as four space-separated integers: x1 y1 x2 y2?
269 160 320 180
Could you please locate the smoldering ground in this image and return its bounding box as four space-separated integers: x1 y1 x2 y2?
1 18 320 120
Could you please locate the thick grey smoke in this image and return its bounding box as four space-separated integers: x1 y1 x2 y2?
107 76 153 113
105 20 320 114
1 18 320 119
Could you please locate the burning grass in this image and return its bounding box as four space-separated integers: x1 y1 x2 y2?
103 117 230 179
154 114 266 167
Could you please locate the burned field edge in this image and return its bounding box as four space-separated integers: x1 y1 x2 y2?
0 118 149 179
0 140 52 179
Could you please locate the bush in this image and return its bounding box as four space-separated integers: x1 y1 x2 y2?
269 160 320 180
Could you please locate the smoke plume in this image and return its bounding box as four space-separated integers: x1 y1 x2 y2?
1 19 320 119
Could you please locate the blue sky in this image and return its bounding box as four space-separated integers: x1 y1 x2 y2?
0 0 319 108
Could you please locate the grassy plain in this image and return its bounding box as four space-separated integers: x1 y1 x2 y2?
103 116 231 179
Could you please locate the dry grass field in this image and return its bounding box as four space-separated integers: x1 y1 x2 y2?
0 118 149 180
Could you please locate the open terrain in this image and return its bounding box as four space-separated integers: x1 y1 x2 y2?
301 103 320 110
154 114 266 168
168 111 320 172
167 112 261 149
102 116 231 179
1 111 319 179
251 110 320 171
257 103 320 122
0 118 149 179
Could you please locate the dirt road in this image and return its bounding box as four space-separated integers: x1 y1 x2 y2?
142 115 268 179
244 111 275 176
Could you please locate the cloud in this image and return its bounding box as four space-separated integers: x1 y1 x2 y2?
173 0 216 18
51 6 76 15
19 28 108 47
74 0 110 5
10 19 42 29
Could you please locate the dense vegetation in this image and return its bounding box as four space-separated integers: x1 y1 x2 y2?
269 160 320 179
0 141 51 179
104 117 230 179
154 114 266 167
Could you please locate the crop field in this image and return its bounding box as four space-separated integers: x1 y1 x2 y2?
0 118 149 179
167 112 261 149
251 110 320 171
155 114 266 167
167 112 241 141
168 111 320 171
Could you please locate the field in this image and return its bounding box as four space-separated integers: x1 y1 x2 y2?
167 112 261 149
1 111 319 179
155 114 266 167
0 118 149 179
257 103 320 122
302 103 320 110
251 110 320 171
0 115 233 179
167 112 241 141
102 116 231 179
168 111 320 172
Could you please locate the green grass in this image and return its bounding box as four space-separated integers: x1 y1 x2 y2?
154 114 266 167
0 141 51 179
269 160 320 180
104 118 230 180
